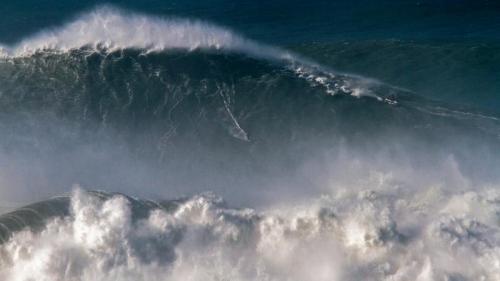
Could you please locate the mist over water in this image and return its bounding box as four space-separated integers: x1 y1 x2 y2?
0 4 500 281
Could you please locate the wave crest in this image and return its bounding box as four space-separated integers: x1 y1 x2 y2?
3 6 287 61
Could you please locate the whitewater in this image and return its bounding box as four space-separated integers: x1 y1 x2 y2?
0 5 500 281
1 186 499 281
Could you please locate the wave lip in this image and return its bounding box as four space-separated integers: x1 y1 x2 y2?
4 6 289 61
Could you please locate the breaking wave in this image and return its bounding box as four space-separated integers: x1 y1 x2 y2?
0 6 385 100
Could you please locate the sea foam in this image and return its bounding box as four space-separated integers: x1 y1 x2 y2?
0 187 499 281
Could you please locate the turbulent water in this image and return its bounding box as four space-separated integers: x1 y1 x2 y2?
1 3 500 281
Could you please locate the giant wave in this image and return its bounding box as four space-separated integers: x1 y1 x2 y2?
1 6 500 281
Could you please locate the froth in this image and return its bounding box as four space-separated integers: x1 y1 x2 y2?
0 187 499 281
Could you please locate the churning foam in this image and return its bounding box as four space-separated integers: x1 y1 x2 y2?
0 187 499 281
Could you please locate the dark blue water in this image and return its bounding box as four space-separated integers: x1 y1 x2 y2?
2 0 500 44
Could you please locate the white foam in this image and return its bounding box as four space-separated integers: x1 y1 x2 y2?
0 187 499 281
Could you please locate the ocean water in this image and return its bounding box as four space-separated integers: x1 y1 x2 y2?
0 1 500 281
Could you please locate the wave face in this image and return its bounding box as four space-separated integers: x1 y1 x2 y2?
1 188 500 281
2 45 499 202
1 5 500 281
